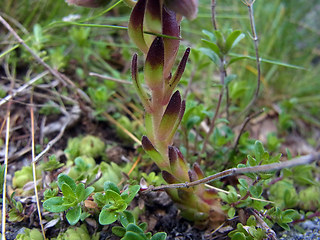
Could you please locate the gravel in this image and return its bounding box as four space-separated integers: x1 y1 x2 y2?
278 218 320 240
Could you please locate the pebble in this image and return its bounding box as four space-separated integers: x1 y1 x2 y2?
278 218 320 240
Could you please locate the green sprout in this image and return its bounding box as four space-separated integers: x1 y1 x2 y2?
43 174 94 225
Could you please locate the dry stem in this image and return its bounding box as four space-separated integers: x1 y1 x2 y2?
144 152 320 192
30 94 46 239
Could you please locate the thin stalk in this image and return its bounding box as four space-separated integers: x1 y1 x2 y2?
232 108 264 151
1 110 10 240
30 94 46 239
211 0 218 30
242 1 261 113
144 152 320 192
198 57 226 160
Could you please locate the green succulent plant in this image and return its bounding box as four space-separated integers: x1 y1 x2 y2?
12 166 41 195
15 228 43 240
43 174 94 225
54 224 99 240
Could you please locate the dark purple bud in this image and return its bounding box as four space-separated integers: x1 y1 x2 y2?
162 7 180 78
128 0 148 54
158 91 182 140
145 0 162 33
188 170 198 182
163 48 190 104
132 54 151 112
168 146 178 166
162 170 178 184
193 162 204 179
145 37 164 90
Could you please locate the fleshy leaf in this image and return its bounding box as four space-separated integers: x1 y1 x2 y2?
57 174 76 191
168 146 178 168
43 197 70 213
145 37 164 91
132 54 151 112
188 169 198 182
128 0 148 54
145 0 162 34
158 91 181 141
66 205 81 225
164 48 190 104
141 136 163 165
225 30 245 53
162 7 180 78
193 162 204 179
165 99 185 144
99 208 118 225
162 170 178 184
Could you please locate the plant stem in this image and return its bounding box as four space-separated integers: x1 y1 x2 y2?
198 57 226 161
232 108 264 151
242 1 261 113
211 0 218 30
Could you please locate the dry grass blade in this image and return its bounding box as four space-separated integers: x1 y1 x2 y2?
102 112 141 145
30 94 46 239
1 111 10 240
0 71 49 107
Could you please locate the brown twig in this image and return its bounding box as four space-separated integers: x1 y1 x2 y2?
250 209 278 240
144 152 320 192
232 108 264 151
0 71 49 107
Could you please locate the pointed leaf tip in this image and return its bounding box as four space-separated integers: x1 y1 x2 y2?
141 136 154 151
162 170 178 184
146 37 164 68
168 146 178 166
128 0 148 53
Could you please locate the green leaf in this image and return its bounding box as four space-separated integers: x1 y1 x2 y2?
57 174 76 191
139 222 148 231
202 39 221 57
228 207 236 218
66 205 81 225
230 232 246 240
225 30 245 53
75 183 85 201
202 29 216 42
228 53 306 70
112 226 126 237
105 190 122 203
99 208 118 225
238 178 248 189
254 141 265 162
151 232 167 240
199 47 221 66
104 181 120 194
61 183 76 200
227 56 247 66
43 197 70 212
120 210 135 227
83 186 94 201
214 30 225 51
123 232 146 240
121 185 140 204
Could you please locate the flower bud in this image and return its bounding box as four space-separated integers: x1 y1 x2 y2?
164 0 198 20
